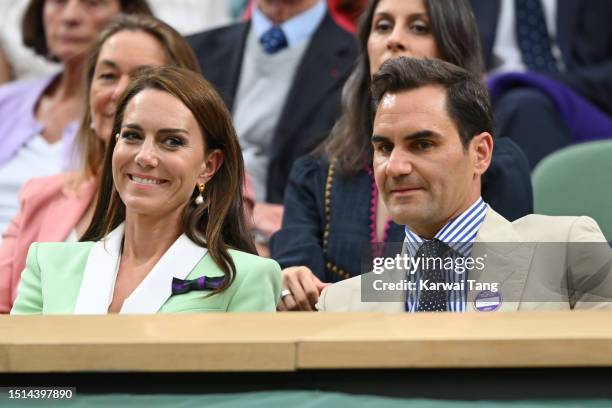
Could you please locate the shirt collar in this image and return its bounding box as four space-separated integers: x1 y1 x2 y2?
404 197 488 257
252 0 326 49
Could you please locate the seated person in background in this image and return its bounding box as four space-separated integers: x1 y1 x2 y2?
0 1 60 84
318 57 612 312
11 67 281 315
0 14 202 314
187 0 358 248
271 0 533 311
0 0 152 234
470 0 612 168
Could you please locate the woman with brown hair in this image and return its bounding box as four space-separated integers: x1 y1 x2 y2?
0 0 152 234
271 0 533 311
0 14 201 313
11 66 280 314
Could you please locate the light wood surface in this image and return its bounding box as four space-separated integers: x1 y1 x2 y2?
0 314 296 372
295 311 612 368
2 311 612 372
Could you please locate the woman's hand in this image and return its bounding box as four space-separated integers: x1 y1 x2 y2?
277 266 330 311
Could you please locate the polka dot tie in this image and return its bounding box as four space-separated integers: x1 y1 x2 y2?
416 239 449 312
515 0 559 73
260 25 288 54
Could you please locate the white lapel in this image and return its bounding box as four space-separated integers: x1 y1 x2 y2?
120 233 208 314
74 223 209 314
74 223 125 314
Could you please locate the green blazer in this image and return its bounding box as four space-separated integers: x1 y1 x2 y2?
11 227 281 314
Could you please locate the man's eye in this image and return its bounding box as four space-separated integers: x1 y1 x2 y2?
415 141 433 151
374 143 393 154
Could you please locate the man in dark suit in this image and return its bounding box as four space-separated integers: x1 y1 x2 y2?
469 0 612 168
188 0 357 241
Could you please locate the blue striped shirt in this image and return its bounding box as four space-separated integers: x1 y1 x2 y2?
404 197 488 312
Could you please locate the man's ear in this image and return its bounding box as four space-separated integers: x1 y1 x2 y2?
470 132 494 177
198 149 224 185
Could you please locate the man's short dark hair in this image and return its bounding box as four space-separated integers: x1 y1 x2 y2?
371 57 494 148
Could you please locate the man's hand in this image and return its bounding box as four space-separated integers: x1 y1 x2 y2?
277 266 330 311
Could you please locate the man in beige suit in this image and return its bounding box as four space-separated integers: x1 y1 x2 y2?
317 57 612 313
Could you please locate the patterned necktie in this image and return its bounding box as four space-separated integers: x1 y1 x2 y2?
416 239 449 312
514 0 559 73
260 25 288 54
171 276 225 295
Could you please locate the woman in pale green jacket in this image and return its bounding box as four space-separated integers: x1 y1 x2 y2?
11 67 281 314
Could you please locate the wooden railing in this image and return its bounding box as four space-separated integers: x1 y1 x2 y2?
2 311 612 373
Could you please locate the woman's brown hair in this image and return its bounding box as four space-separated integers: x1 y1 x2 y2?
74 13 201 183
22 0 153 59
318 0 484 174
81 66 256 294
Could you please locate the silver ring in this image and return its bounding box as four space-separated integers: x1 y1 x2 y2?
280 289 292 299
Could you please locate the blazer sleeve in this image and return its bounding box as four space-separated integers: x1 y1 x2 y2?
0 209 21 313
567 216 612 309
316 286 330 312
0 177 33 314
269 156 327 279
10 243 43 315
482 138 533 221
227 257 282 312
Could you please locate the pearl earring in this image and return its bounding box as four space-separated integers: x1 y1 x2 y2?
195 183 205 205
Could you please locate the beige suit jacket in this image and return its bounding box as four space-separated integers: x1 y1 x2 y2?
317 209 612 312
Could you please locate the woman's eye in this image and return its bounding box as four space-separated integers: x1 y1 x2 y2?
98 72 117 81
120 131 141 142
410 21 431 35
374 19 393 33
163 137 185 148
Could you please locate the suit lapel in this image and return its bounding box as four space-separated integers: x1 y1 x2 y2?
467 209 535 312
205 23 249 113
74 223 124 314
270 14 355 159
354 242 407 312
470 0 500 68
556 0 581 65
120 235 208 314
38 177 97 242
